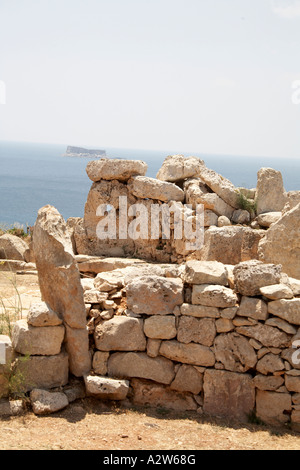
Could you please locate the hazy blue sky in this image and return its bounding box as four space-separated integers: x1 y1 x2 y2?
0 0 300 157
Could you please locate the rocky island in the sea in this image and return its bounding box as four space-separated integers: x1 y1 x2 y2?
63 146 106 158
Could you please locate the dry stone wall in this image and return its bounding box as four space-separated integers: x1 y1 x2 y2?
65 156 300 279
80 258 300 428
1 155 300 427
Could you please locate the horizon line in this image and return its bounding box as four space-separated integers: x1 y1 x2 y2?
0 138 298 161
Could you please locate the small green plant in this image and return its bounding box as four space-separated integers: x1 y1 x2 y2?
236 190 257 215
0 222 29 239
0 354 31 401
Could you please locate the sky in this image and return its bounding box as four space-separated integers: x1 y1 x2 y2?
0 0 300 158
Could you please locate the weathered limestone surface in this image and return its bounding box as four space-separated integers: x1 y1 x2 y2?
257 212 282 228
256 390 292 425
258 203 300 279
231 209 250 225
197 166 240 209
32 205 91 376
16 351 69 392
0 233 28 261
256 353 284 375
12 320 65 356
92 351 109 375
159 340 215 367
108 352 175 384
94 316 146 351
126 275 183 315
27 302 63 327
237 296 268 321
235 324 290 348
284 190 300 213
170 364 203 394
33 206 86 329
268 299 300 325
203 370 255 422
76 255 146 274
86 158 147 182
252 374 284 391
184 260 228 286
156 155 204 182
30 389 69 415
233 260 282 296
259 284 294 300
184 179 234 218
84 375 129 400
214 333 257 372
128 176 184 202
144 316 177 340
0 399 24 417
180 303 220 318
197 226 265 265
177 316 216 347
255 168 287 215
131 378 198 411
192 284 238 308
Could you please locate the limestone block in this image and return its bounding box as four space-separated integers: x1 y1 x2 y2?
144 316 177 340
177 316 216 347
108 352 175 384
128 176 184 202
156 155 204 182
130 378 198 411
84 375 129 400
192 284 238 308
27 302 63 327
30 389 69 415
233 260 282 296
86 158 147 182
184 260 228 285
159 340 215 367
126 275 183 315
12 320 65 356
94 316 146 351
256 390 291 425
203 369 255 422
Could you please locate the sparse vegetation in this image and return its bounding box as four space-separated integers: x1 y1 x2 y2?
0 222 29 239
236 190 257 215
0 263 23 336
0 354 31 401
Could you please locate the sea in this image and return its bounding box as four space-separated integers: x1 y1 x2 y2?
0 140 299 228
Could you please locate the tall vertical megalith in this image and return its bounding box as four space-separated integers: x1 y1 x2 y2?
32 205 91 376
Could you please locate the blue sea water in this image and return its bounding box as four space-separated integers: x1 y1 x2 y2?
0 140 299 227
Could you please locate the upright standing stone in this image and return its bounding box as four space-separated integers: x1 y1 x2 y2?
258 203 300 279
255 168 287 215
32 205 91 377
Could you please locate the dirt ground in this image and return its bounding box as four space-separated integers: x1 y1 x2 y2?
1 271 300 451
1 399 300 450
